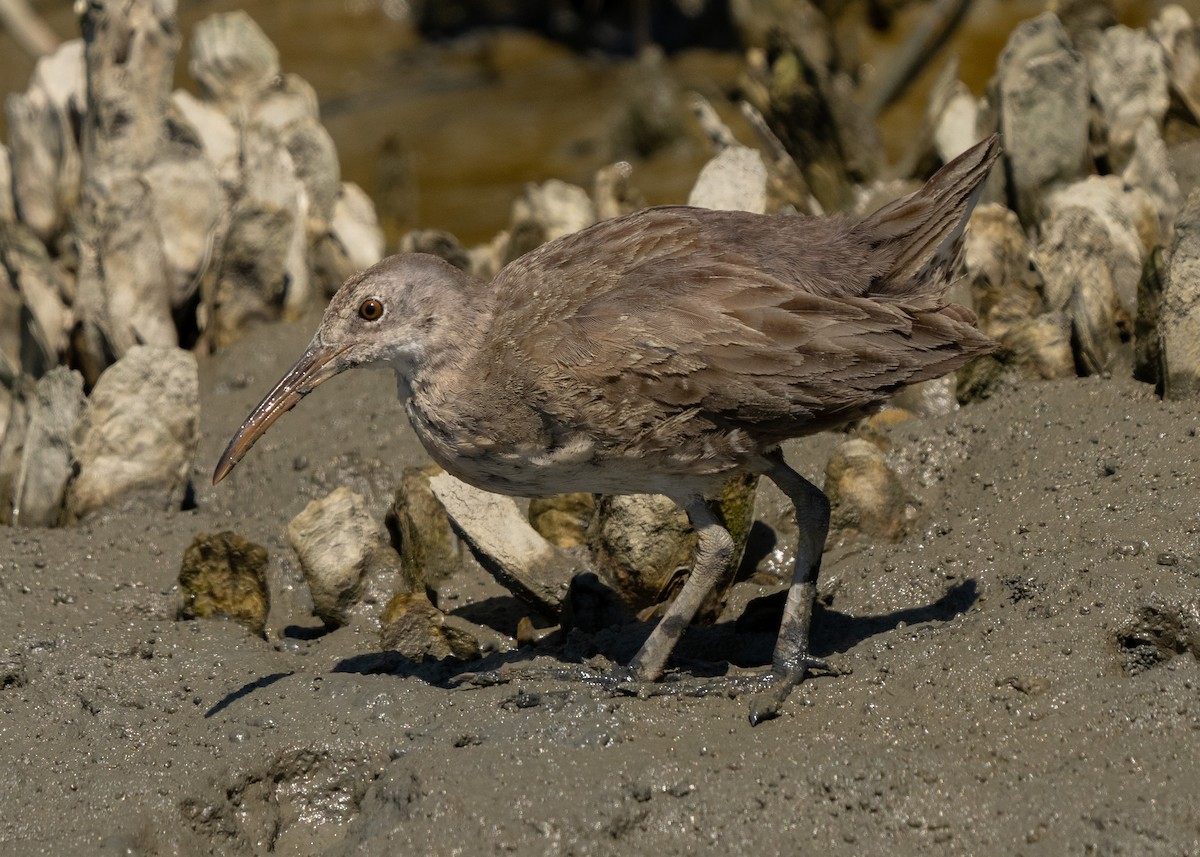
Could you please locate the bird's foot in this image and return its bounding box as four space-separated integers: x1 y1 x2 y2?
450 660 736 699
627 654 840 723
450 655 842 722
744 654 841 725
449 661 647 696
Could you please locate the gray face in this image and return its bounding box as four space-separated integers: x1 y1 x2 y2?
212 253 468 484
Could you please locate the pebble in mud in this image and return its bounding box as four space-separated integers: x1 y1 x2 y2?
378 590 481 662
825 438 916 542
287 486 406 628
177 531 270 637
384 464 463 595
67 346 200 520
1114 596 1200 674
0 652 26 689
528 492 595 549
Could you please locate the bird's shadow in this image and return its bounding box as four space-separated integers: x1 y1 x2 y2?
200 579 979 713
821 578 978 652
737 577 979 662
200 578 979 713
329 578 979 685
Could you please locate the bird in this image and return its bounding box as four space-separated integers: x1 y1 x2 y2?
215 134 1001 722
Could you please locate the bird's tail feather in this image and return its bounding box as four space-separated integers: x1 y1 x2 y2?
855 134 1001 306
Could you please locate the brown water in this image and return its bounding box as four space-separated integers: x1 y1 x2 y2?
0 0 1193 245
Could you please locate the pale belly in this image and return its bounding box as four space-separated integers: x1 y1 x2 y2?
408 406 751 500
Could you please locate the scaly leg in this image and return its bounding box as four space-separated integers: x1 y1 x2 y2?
455 476 832 720
625 496 734 681
745 450 832 723
457 497 733 691
453 496 734 694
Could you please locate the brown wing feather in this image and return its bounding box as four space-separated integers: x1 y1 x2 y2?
487 140 999 456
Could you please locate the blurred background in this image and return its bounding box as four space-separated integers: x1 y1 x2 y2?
0 0 1173 248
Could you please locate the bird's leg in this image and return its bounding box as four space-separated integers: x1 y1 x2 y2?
456 472 831 717
453 498 733 694
623 496 735 682
745 451 833 723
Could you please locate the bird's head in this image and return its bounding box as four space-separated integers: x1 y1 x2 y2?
212 253 478 484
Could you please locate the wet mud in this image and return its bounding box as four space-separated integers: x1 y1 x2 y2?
2 313 1198 855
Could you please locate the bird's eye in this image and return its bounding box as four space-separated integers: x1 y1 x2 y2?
358 298 384 321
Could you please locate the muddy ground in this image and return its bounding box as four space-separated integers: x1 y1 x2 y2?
0 307 1196 856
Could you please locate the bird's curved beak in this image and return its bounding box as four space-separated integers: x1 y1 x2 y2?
212 338 349 485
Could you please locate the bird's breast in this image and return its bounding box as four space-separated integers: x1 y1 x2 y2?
403 396 733 499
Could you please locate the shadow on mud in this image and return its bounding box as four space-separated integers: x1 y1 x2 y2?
324 578 980 687
205 671 295 718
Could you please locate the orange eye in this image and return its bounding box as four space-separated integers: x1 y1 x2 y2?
358 298 384 321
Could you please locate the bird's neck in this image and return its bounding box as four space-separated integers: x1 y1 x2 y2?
396 289 496 403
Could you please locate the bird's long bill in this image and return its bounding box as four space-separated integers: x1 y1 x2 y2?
212 339 347 485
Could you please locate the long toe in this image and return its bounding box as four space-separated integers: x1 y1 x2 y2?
747 657 844 725
451 657 842 716
451 662 644 695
